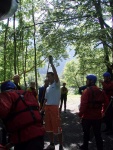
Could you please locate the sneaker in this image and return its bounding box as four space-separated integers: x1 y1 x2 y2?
46 144 55 150
59 145 64 150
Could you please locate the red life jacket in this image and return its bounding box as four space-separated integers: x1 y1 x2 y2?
87 87 105 109
5 91 42 133
80 86 109 119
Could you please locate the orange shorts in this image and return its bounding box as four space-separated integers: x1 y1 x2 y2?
44 105 62 134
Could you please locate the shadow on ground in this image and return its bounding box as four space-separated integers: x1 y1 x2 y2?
44 109 113 150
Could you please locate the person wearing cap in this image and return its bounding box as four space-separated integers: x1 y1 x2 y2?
78 74 109 150
99 72 113 135
13 74 21 90
0 81 45 150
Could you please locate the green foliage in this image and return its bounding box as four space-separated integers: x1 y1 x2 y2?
0 0 69 85
63 46 106 88
0 0 113 88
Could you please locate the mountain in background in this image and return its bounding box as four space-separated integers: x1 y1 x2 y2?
39 50 75 75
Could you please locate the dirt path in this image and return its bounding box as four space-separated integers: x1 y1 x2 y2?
44 95 113 150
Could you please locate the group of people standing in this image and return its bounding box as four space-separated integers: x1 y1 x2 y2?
78 72 113 150
0 57 113 150
0 56 66 150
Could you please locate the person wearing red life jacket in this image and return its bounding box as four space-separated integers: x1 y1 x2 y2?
78 74 109 150
0 81 45 150
99 72 113 135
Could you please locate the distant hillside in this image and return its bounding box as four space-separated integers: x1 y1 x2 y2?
39 50 75 75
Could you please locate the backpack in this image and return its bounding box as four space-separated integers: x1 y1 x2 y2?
5 91 41 133
88 87 105 109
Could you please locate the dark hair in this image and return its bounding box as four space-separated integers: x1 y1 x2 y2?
47 72 54 76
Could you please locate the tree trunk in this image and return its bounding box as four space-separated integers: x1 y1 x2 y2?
3 19 9 81
13 13 17 74
32 0 38 91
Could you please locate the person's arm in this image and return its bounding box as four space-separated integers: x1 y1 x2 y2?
79 87 82 95
49 56 59 83
51 63 59 83
102 91 109 116
38 87 42 103
78 89 89 118
66 88 68 94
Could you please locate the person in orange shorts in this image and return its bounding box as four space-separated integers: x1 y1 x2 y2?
44 56 63 150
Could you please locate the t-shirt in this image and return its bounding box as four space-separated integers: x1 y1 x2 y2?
45 81 61 105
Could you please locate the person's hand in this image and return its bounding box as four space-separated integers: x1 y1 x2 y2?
48 55 53 64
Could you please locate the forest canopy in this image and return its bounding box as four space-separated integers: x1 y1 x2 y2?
0 0 112 89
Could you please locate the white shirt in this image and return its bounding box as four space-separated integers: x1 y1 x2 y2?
45 81 61 105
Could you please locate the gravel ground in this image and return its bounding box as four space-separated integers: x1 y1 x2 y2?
44 95 113 150
5 95 113 150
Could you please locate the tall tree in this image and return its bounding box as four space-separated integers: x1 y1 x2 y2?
31 0 38 90
39 0 113 76
13 13 17 74
3 18 9 81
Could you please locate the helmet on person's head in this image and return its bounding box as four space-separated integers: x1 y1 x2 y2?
86 74 97 83
103 72 111 77
1 81 16 92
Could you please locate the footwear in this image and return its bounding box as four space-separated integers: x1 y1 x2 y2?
46 144 55 149
59 145 64 150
